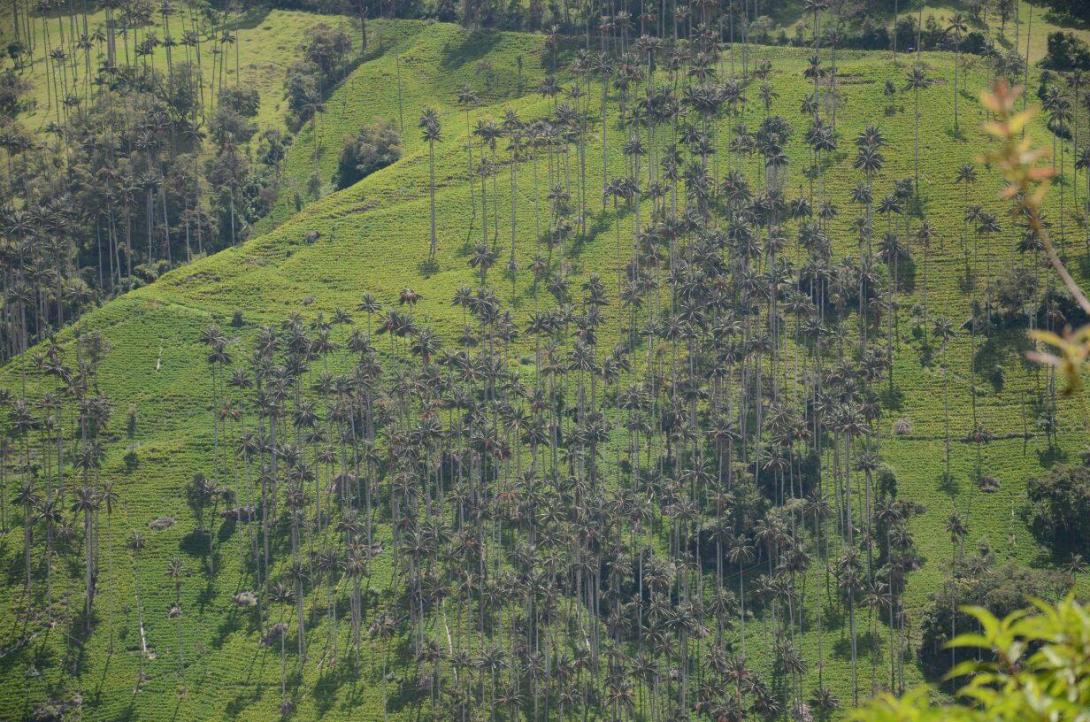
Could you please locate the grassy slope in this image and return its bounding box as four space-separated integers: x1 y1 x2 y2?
2 17 1090 721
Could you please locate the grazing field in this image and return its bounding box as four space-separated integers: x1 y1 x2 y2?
2 8 1090 722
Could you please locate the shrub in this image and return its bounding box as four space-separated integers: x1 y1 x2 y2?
302 23 353 83
877 464 898 499
336 120 402 188
210 103 258 145
209 87 261 145
894 16 918 51
1022 462 1090 557
1033 0 1090 24
0 67 32 117
960 31 990 55
218 86 260 118
918 550 1065 679
284 60 322 129
994 266 1038 320
1041 31 1090 72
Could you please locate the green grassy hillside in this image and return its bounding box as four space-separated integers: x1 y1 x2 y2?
1 15 1089 722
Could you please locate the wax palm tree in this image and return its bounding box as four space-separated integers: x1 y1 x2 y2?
932 316 955 484
419 107 442 262
1044 87 1072 247
905 64 931 195
727 534 755 654
71 484 100 628
954 162 978 274
15 481 40 592
457 85 480 229
201 325 230 460
947 14 967 135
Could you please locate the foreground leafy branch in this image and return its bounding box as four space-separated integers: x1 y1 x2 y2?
853 596 1090 722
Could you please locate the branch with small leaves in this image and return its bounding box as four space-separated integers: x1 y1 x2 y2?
981 80 1090 400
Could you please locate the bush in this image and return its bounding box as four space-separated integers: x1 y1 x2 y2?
1022 462 1090 558
961 31 990 55
218 86 260 118
336 120 401 188
0 67 32 117
994 265 1038 319
285 60 322 129
281 25 354 130
303 23 353 82
210 103 258 145
210 88 261 144
1041 31 1090 71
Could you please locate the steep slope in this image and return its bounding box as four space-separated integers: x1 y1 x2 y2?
1 19 1088 721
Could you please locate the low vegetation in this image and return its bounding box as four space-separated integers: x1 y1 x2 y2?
336 120 402 188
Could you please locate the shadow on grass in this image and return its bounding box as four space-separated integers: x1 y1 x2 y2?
880 384 905 411
224 685 266 718
440 31 503 72
1036 444 1068 468
417 258 440 277
937 470 961 498
226 5 272 31
832 629 883 660
313 662 358 716
387 671 428 713
109 702 138 722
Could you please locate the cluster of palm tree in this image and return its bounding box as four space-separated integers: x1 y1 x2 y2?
0 0 295 363
166 19 955 719
947 66 1090 480
9 0 244 120
0 330 113 641
3 1 1089 719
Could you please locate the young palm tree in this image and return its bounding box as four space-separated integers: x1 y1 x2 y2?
167 556 185 673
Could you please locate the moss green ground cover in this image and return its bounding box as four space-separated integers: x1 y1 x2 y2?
1 15 1089 721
